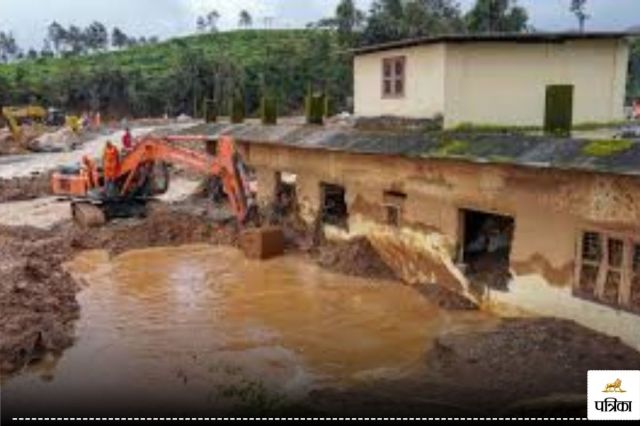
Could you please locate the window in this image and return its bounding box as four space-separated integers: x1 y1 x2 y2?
575 230 640 313
320 183 348 229
383 191 406 226
382 56 405 98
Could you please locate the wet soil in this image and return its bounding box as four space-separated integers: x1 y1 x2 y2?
309 317 640 417
1 197 640 417
313 237 398 281
0 208 236 374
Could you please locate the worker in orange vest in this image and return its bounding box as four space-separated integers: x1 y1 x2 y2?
103 141 120 197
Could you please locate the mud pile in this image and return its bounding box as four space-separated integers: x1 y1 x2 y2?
68 209 238 255
0 225 79 374
0 173 52 203
0 208 238 374
427 317 640 407
309 317 640 417
314 237 398 281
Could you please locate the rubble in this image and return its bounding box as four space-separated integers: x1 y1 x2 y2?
314 237 398 281
0 172 52 203
27 128 81 153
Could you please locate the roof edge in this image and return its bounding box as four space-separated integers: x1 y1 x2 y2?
352 32 639 55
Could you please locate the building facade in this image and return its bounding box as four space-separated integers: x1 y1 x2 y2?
353 33 631 129
228 130 640 350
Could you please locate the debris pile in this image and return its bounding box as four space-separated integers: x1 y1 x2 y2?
27 128 80 153
427 317 640 402
314 237 398 281
0 172 52 202
0 225 79 374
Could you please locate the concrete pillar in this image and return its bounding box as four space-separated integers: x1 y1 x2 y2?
296 174 321 226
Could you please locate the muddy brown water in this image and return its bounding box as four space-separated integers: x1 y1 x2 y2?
3 244 496 416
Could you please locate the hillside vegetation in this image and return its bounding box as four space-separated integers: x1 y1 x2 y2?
0 30 351 118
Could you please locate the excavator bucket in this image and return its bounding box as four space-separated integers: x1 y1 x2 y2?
239 226 285 260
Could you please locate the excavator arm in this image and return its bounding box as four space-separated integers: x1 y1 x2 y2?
52 135 256 225
117 135 253 223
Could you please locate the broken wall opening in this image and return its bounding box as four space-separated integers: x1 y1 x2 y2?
460 209 514 291
320 182 348 229
383 190 407 227
274 171 298 217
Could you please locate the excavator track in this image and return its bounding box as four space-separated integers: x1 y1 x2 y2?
72 202 106 227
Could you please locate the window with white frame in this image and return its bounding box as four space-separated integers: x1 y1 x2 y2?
575 230 640 313
382 56 405 98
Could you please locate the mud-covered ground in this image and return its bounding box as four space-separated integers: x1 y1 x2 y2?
0 204 399 375
1 178 639 417
2 205 640 416
308 317 640 417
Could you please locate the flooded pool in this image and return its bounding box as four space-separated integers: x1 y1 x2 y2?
3 244 495 416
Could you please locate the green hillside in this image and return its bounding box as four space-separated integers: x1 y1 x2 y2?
0 30 351 118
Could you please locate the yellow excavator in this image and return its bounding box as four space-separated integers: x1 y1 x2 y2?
1 105 74 144
1 105 46 142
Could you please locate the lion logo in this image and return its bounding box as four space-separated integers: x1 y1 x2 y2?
603 378 626 393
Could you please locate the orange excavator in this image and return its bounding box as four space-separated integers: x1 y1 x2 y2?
51 134 258 227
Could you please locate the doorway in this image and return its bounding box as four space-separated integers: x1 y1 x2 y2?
460 209 515 291
544 85 574 136
320 183 348 229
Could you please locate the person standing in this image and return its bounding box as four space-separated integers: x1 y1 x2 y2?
103 141 120 198
122 127 133 152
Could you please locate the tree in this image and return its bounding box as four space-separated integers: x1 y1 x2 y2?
196 16 207 32
362 0 407 45
47 21 67 55
40 39 54 58
239 10 253 28
465 0 529 33
27 49 38 60
197 10 220 32
361 0 465 45
570 0 590 33
404 0 465 38
65 25 86 55
335 0 365 46
84 21 108 51
111 27 128 49
0 31 19 63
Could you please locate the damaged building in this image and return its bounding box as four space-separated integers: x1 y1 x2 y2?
186 32 640 349
216 124 640 351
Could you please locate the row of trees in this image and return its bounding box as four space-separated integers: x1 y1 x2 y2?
45 22 159 57
0 22 159 63
196 9 254 33
0 29 350 119
316 0 595 47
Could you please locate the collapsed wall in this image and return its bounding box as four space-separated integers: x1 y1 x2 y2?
239 141 640 349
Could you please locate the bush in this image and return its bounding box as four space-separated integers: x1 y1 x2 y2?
230 92 245 124
203 99 217 123
305 93 324 125
260 96 277 125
